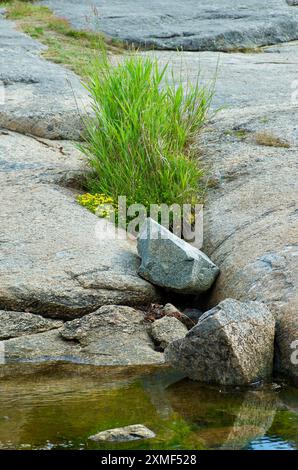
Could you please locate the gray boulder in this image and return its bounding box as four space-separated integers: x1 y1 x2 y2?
0 310 62 340
286 1 298 5
149 316 188 350
88 424 156 442
275 312 298 386
137 218 219 294
165 299 275 386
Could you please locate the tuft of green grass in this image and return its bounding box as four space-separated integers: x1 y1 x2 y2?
79 50 213 213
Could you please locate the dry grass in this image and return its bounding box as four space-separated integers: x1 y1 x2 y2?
0 0 130 77
255 132 290 148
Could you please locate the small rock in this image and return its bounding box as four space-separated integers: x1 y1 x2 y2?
0 310 62 340
161 303 194 329
137 218 219 294
162 303 181 316
150 316 188 350
286 1 298 6
88 424 156 442
144 303 194 329
165 299 275 386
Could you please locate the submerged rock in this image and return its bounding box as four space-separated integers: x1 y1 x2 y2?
88 424 156 442
0 311 62 340
149 316 188 350
137 218 219 294
165 299 275 386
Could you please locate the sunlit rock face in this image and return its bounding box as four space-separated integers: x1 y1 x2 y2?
41 0 298 51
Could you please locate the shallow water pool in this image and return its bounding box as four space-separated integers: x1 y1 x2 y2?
0 364 297 450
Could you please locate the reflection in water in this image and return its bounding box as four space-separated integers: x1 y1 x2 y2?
0 364 297 450
165 380 278 449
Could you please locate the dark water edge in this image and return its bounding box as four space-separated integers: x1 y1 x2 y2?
0 363 297 451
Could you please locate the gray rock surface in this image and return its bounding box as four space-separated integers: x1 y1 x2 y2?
0 131 160 319
275 312 298 386
40 0 298 51
0 310 62 340
0 15 89 139
89 424 156 442
1 306 164 365
142 45 298 111
0 6 297 378
1 330 77 364
149 316 188 350
60 305 164 365
145 46 298 384
183 308 203 324
165 299 275 385
138 218 219 294
200 106 298 322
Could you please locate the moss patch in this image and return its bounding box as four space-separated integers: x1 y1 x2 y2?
224 129 250 141
254 132 290 148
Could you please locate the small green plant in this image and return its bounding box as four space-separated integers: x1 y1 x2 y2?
79 49 213 218
224 129 249 140
77 193 117 217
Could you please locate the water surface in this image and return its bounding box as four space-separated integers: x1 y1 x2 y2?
0 364 297 450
